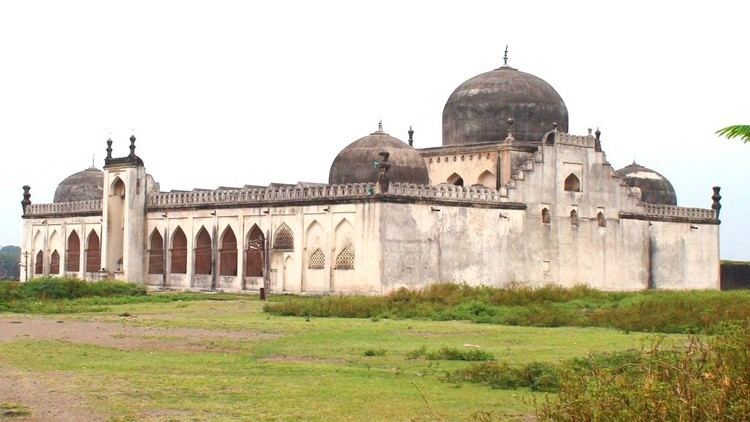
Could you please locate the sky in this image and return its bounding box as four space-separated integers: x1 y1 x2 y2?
0 1 748 260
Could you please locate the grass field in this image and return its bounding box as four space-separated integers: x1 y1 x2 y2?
0 294 678 421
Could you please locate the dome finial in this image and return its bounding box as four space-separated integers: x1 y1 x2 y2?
377 120 383 133
503 44 509 66
504 117 515 144
408 126 414 146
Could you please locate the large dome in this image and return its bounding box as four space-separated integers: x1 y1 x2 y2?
615 162 677 206
329 129 430 185
53 167 104 203
442 65 568 145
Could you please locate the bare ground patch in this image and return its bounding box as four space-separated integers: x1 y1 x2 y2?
0 317 280 353
0 366 108 422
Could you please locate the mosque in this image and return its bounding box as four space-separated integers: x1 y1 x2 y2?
19 55 722 293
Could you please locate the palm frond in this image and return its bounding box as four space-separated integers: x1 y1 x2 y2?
716 125 750 143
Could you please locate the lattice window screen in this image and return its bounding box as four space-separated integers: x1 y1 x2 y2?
273 223 294 250
335 247 354 270
308 248 325 269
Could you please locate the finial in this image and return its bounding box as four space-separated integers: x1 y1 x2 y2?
106 138 113 160
377 120 383 132
594 127 602 151
588 128 593 136
504 117 515 144
503 44 509 66
595 127 601 140
21 185 31 214
711 186 722 219
553 121 558 131
408 126 414 146
129 135 136 157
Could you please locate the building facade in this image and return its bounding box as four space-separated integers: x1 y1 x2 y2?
19 60 722 293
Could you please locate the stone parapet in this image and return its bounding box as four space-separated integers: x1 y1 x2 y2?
556 133 596 148
643 204 716 220
389 182 508 202
23 200 102 217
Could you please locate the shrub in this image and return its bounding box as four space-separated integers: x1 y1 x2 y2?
444 361 559 392
363 348 386 357
536 322 750 421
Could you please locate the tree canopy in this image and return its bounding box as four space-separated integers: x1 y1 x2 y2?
716 125 750 143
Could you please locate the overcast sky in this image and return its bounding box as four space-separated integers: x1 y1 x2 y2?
1 1 748 260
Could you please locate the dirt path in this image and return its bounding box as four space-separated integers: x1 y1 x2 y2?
0 366 107 422
0 317 278 353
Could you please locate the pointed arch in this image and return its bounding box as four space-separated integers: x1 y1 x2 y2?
597 211 606 227
110 177 126 198
542 208 551 224
564 173 581 192
66 230 80 272
308 248 326 270
246 224 265 277
570 209 578 226
272 223 294 250
334 219 354 270
34 250 44 275
149 229 164 274
50 250 60 274
447 173 464 187
477 170 495 188
86 230 101 272
194 226 212 275
219 226 237 276
171 227 187 274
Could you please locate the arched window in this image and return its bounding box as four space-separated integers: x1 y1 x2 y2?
477 170 495 188
149 229 164 274
66 231 80 272
447 173 464 187
195 227 212 275
564 174 581 192
219 226 237 276
542 208 551 224
597 211 606 227
570 210 578 226
308 248 325 269
34 250 44 275
171 227 187 274
86 231 101 272
246 225 265 277
335 247 355 270
273 223 294 250
50 250 60 274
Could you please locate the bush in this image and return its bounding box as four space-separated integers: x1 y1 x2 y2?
363 348 387 357
536 322 750 421
18 277 145 300
444 361 560 392
264 283 750 334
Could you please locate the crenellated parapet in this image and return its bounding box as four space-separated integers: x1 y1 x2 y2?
642 204 716 220
389 182 509 203
24 200 102 217
555 132 596 148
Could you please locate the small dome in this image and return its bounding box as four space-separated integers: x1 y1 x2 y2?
615 162 677 205
329 129 430 185
443 65 568 145
53 167 104 203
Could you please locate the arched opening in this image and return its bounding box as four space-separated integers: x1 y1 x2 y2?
542 208 551 224
66 231 80 272
246 225 264 277
564 173 581 192
597 211 606 227
34 250 44 275
447 173 464 187
86 230 101 272
272 223 294 250
50 250 60 274
194 227 212 275
171 227 187 274
477 170 495 188
219 226 237 276
107 177 126 272
149 229 164 274
308 248 326 269
570 210 578 226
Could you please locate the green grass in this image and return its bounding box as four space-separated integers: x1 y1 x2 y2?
0 298 672 421
264 283 750 334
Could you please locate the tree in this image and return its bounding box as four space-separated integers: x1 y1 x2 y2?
0 246 21 280
716 125 750 143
